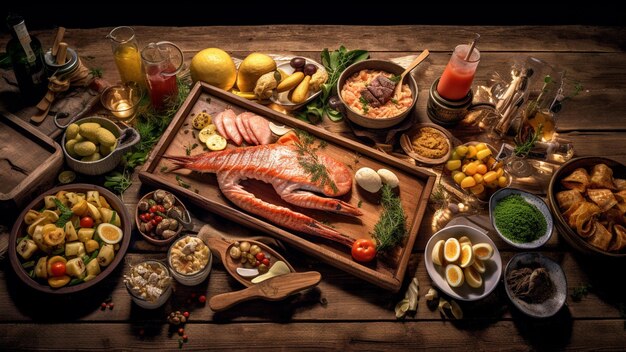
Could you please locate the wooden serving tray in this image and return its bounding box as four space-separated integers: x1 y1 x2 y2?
139 82 435 291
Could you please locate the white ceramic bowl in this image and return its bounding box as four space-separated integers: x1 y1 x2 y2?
504 252 567 318
424 225 502 301
168 235 213 286
489 188 553 249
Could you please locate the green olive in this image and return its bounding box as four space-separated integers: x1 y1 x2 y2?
258 263 268 274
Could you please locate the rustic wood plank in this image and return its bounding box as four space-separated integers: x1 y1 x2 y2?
2 319 626 351
1 250 623 322
3 25 624 54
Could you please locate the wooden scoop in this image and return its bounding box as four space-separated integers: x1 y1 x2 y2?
209 271 321 312
393 49 430 99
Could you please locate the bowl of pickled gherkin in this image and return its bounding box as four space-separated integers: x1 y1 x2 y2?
9 184 131 294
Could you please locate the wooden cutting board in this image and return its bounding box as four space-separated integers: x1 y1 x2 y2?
139 82 435 292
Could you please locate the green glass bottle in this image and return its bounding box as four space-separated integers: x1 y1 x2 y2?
5 14 47 105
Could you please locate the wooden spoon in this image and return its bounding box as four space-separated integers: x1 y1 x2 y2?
393 49 430 99
208 271 322 312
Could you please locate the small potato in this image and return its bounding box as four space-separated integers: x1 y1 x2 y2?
79 122 101 142
96 127 117 147
81 152 101 162
74 141 97 157
66 124 80 139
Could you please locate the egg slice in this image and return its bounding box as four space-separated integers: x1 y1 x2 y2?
464 266 483 288
431 240 445 266
472 243 494 260
97 223 123 245
445 264 464 288
459 243 475 268
458 235 472 247
472 258 486 274
444 238 461 263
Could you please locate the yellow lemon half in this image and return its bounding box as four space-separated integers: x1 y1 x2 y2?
459 243 475 268
445 264 464 288
464 266 483 288
431 239 445 266
236 53 277 92
472 243 494 260
443 238 461 263
190 48 237 90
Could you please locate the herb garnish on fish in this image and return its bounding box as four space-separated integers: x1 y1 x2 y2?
295 130 338 193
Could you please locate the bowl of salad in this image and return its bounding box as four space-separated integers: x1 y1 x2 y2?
9 184 131 294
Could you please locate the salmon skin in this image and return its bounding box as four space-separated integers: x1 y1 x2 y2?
164 132 361 247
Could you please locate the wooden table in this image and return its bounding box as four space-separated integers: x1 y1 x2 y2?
2 25 626 350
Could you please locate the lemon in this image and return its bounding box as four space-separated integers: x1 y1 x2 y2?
236 53 276 93
459 243 474 268
206 134 227 151
190 48 237 90
472 258 486 274
192 112 212 130
472 243 493 260
443 238 461 263
464 266 483 288
445 264 464 288
198 124 217 143
431 239 445 266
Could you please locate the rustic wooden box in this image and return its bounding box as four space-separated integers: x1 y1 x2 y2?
0 112 64 216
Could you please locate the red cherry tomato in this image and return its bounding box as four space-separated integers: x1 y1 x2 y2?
262 258 270 266
50 261 66 277
151 219 158 226
149 205 158 213
157 205 165 213
80 216 94 228
198 295 206 303
154 215 163 223
351 239 377 262
255 252 265 261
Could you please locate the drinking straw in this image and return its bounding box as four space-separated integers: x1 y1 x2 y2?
464 33 480 61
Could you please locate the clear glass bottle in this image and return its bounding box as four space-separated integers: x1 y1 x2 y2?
5 14 47 105
106 26 146 88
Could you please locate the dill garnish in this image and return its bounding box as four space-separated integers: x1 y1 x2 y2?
176 176 191 189
372 185 407 252
294 130 338 193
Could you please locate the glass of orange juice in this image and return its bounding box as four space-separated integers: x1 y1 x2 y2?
107 26 146 88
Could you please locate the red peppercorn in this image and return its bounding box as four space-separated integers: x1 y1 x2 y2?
178 328 184 336
183 311 190 318
100 302 107 310
198 295 206 303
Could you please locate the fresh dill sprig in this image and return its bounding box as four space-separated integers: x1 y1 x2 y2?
372 184 407 252
294 130 338 193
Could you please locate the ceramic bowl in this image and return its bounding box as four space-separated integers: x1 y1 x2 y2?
167 235 213 286
135 190 190 246
61 116 140 176
337 59 418 129
547 156 626 259
504 252 567 318
8 184 131 294
400 123 453 165
489 188 553 249
424 224 502 301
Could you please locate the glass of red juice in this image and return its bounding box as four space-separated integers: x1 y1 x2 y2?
141 41 184 110
436 44 480 101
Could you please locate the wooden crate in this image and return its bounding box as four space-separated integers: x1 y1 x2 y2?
139 82 436 291
0 112 64 215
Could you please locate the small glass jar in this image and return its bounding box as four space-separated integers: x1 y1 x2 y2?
168 236 212 286
124 260 172 309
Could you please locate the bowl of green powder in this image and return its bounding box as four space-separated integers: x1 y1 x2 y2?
490 188 553 249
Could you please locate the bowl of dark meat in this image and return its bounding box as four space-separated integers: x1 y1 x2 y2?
337 59 418 129
136 189 190 246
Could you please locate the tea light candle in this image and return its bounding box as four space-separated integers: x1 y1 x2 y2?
111 99 133 119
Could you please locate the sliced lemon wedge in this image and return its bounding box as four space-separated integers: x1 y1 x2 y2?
205 134 227 151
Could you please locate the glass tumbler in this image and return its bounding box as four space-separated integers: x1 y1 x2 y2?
437 44 480 101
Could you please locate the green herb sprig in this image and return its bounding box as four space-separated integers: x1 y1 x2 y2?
294 130 338 193
514 124 543 157
373 185 407 252
359 96 369 114
53 198 73 228
297 46 369 123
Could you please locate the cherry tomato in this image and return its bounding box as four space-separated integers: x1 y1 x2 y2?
255 252 265 261
178 328 184 336
151 219 158 226
183 311 190 318
149 205 158 213
154 215 163 223
50 261 66 277
198 295 206 303
262 258 270 266
157 205 165 213
351 239 377 262
80 216 94 228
